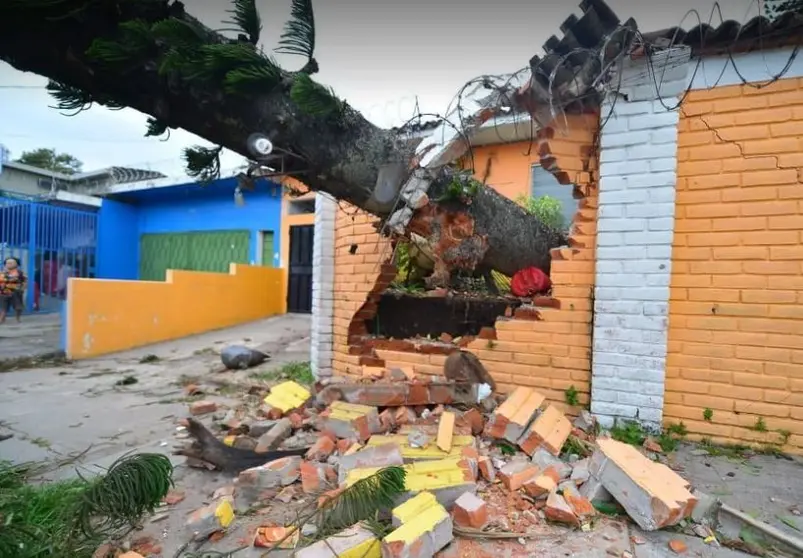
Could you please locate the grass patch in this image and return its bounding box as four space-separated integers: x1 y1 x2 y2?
564 385 579 407
609 420 686 453
703 408 713 422
251 361 314 385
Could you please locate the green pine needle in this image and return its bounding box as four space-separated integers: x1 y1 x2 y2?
276 0 315 60
315 466 407 538
289 73 345 117
86 19 153 65
223 59 282 94
183 146 224 183
145 117 169 138
46 80 93 113
151 17 205 48
224 0 262 44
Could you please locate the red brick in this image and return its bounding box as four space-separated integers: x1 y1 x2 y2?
544 492 579 526
498 461 539 491
478 456 496 482
300 462 336 494
484 387 545 443
306 436 336 461
460 408 485 435
523 475 556 498
453 492 488 529
189 400 217 416
518 405 572 456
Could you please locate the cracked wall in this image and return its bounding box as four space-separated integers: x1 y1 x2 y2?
331 113 599 415
665 75 803 452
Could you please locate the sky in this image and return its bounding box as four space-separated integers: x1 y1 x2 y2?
0 0 763 179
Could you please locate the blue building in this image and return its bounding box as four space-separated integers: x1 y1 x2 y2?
97 174 284 282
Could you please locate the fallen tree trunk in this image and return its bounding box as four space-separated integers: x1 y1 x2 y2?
174 418 308 473
0 0 567 276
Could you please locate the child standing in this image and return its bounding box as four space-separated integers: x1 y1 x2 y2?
0 257 26 323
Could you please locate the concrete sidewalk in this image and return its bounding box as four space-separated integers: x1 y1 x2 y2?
0 312 62 363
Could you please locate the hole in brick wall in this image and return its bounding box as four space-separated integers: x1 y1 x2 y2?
365 291 522 340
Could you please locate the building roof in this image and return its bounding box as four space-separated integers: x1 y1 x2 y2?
1 159 166 184
643 10 803 56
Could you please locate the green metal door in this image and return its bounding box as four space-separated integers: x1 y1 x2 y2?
139 230 250 281
261 231 274 267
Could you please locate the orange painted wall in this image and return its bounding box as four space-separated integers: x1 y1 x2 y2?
332 114 599 414
66 264 285 359
665 77 803 452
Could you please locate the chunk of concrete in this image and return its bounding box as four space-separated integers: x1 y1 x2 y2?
382 499 454 558
235 456 302 509
321 401 381 442
392 491 440 528
590 438 697 531
255 417 292 453
295 524 381 558
300 461 337 494
337 442 405 484
185 497 235 540
531 447 572 479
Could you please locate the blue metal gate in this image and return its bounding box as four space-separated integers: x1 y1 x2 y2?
0 192 98 314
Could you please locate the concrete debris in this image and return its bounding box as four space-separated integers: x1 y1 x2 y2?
295 524 381 558
185 497 235 541
383 491 454 558
320 401 381 442
254 417 292 453
174 361 706 557
589 438 697 531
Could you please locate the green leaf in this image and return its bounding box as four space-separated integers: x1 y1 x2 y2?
145 118 169 138
151 17 205 48
276 0 315 60
778 515 801 531
223 62 281 94
224 0 262 44
289 73 345 117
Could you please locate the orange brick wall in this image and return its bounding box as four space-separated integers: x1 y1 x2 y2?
332 113 599 414
665 77 803 452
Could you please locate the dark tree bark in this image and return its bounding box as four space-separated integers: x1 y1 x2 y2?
174 418 309 473
0 0 567 277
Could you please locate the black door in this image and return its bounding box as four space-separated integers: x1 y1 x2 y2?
287 224 314 313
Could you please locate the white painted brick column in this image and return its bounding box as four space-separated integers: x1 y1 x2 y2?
310 193 336 379
591 49 689 431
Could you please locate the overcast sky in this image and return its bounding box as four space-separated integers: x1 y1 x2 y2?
0 0 761 179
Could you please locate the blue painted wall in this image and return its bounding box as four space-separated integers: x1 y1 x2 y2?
96 176 283 280
97 198 139 279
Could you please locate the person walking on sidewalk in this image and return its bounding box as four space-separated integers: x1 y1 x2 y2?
0 257 26 323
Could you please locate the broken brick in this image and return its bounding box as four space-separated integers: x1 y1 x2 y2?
478 456 496 482
186 497 235 540
453 492 488 529
263 381 311 417
295 525 380 558
362 366 385 380
236 456 302 509
589 438 697 531
275 485 297 503
531 447 572 479
337 443 404 483
460 408 485 435
436 411 455 452
544 491 579 526
306 436 336 462
321 401 381 442
189 400 217 416
118 553 145 558
378 409 396 432
300 461 336 494
518 404 571 456
392 491 440 528
484 387 544 444
570 458 590 486
395 406 417 425
383 497 453 558
255 418 292 453
336 438 353 455
498 461 540 491
163 490 185 505
253 525 299 549
523 475 556 498
439 332 453 343
287 412 303 429
562 484 596 522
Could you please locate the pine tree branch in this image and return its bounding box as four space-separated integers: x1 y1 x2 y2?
223 0 262 44
276 0 316 71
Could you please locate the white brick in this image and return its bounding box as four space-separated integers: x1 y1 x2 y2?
596 233 625 247
591 402 637 419
600 160 651 177
595 261 623 274
623 230 673 245
647 217 674 231
650 157 678 173
600 147 628 163
599 189 649 206
623 171 676 189
626 143 676 161
593 300 642 315
596 246 647 260
604 99 654 116
627 111 679 131
311 194 337 379
597 217 647 233
622 260 668 274
648 188 676 204
600 130 652 148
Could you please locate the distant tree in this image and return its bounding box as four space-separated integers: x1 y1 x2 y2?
15 147 83 175
764 0 803 19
